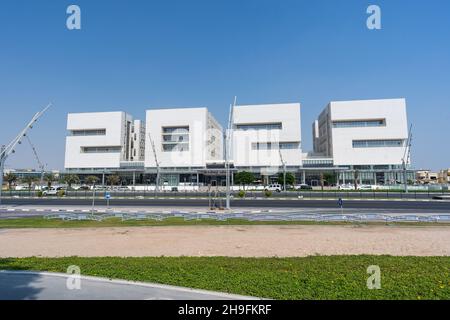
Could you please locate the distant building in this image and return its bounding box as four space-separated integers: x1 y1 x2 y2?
438 169 450 184
416 170 439 184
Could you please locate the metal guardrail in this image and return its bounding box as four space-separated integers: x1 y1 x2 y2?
43 211 450 223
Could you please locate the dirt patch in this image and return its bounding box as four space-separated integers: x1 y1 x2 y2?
0 225 449 258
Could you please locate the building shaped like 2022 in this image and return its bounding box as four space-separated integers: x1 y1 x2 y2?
64 98 415 187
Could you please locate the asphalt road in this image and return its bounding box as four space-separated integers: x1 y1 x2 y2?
2 198 450 212
5 190 448 200
0 271 258 300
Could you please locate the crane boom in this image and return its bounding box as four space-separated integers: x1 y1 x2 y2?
0 104 51 205
25 135 46 187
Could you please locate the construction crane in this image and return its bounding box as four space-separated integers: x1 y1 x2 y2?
148 133 160 192
402 124 413 193
0 104 51 205
25 135 47 189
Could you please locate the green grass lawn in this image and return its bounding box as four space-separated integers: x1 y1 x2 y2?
1 256 449 300
1 217 449 229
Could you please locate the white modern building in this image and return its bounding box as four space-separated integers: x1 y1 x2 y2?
65 111 145 171
231 103 302 177
63 98 415 187
310 98 413 185
144 107 223 186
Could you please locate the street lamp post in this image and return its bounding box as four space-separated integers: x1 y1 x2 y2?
225 97 236 210
0 146 6 205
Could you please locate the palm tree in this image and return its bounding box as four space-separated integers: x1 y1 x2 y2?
106 175 121 186
43 173 56 188
22 176 37 191
85 176 100 186
63 174 80 190
4 173 17 191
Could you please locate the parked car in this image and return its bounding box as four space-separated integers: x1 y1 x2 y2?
43 186 65 196
265 184 282 192
338 184 355 191
112 186 130 192
296 184 313 191
357 184 373 191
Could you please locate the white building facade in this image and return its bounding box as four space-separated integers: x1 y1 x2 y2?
311 98 413 185
231 103 302 177
65 111 142 170
63 98 414 187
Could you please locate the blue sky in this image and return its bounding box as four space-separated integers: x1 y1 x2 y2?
0 0 449 171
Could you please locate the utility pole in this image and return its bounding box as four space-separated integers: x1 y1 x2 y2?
0 104 51 205
402 124 413 194
278 148 287 194
148 133 160 193
225 96 236 210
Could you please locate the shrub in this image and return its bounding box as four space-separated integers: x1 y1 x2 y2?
237 190 246 198
264 190 272 198
36 191 43 197
57 190 66 197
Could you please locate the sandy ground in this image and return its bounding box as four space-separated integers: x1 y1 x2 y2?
0 225 449 258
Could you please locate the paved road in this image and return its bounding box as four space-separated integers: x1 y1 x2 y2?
5 190 449 200
2 198 450 212
0 271 258 300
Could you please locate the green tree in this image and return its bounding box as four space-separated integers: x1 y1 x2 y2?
43 173 56 188
4 173 17 191
234 171 255 190
107 175 121 186
323 173 337 186
277 172 295 187
63 174 80 190
22 176 37 190
85 176 100 186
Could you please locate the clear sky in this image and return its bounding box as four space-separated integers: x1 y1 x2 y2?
1 0 449 171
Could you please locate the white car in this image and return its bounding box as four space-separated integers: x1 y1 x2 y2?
357 185 373 191
338 184 355 191
265 184 282 192
43 187 65 196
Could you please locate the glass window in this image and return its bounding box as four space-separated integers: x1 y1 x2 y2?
71 129 106 136
252 142 300 150
235 123 282 131
352 139 405 148
162 126 190 152
81 146 122 153
333 119 386 128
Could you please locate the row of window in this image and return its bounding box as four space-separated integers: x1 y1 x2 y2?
162 126 189 134
235 123 282 131
162 126 190 152
352 139 405 148
252 142 300 150
162 143 189 152
332 119 386 128
71 129 106 136
81 146 122 153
